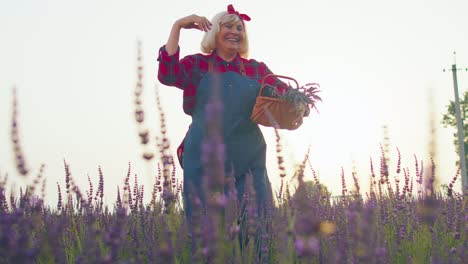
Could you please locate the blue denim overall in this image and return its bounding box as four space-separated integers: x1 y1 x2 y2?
182 61 272 220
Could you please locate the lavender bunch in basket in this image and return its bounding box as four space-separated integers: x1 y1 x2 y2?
262 83 322 116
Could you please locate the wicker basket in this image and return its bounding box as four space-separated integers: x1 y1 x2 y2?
250 74 303 130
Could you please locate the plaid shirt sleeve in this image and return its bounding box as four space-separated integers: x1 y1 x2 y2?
157 45 194 90
157 45 205 115
243 59 289 94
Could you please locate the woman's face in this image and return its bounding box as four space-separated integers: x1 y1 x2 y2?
215 20 244 54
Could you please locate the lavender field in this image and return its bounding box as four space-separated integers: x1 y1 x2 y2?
1 52 466 264
1 144 466 264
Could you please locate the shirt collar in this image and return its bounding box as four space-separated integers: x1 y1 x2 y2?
211 49 241 65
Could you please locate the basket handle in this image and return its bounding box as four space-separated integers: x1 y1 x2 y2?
259 74 300 97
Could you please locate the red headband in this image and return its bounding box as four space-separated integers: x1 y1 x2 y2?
227 4 251 21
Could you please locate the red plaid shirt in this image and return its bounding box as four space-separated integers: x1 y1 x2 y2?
157 45 288 115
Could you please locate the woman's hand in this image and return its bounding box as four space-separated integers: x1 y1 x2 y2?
290 114 304 130
165 14 212 55
176 14 212 32
289 102 307 130
290 117 303 130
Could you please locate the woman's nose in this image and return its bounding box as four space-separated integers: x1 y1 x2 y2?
229 28 240 34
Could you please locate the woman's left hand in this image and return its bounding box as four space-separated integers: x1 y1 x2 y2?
289 102 307 130
290 116 303 130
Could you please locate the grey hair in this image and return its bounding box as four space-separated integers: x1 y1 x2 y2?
200 11 249 58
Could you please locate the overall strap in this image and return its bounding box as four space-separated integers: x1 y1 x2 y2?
208 55 246 76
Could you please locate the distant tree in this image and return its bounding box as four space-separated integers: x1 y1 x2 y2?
442 90 468 168
294 180 331 201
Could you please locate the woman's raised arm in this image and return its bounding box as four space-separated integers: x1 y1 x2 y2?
165 14 212 55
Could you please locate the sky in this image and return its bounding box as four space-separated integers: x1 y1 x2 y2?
1 0 467 206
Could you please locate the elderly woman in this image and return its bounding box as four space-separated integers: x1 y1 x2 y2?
158 5 305 219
